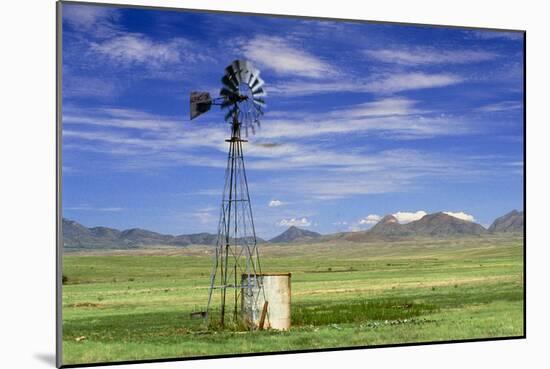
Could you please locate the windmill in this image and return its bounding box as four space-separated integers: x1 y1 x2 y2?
190 60 266 328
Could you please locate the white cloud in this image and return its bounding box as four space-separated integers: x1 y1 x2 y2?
242 36 335 78
278 217 311 227
63 75 119 98
268 200 283 207
443 211 475 222
90 35 184 67
367 73 463 94
193 207 217 225
334 98 421 118
393 211 427 224
62 104 503 201
365 48 498 65
332 221 348 225
270 72 462 96
63 4 120 37
255 104 472 144
478 101 522 112
466 30 524 41
269 81 356 96
359 214 381 225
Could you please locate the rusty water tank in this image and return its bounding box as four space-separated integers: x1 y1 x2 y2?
241 273 291 330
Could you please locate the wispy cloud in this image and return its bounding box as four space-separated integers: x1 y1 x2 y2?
365 47 498 65
332 97 422 118
359 214 381 225
63 4 214 79
63 75 119 98
90 35 181 67
63 4 121 38
368 73 463 94
268 200 283 207
270 72 463 96
241 35 335 79
278 217 311 227
62 96 472 169
478 101 523 112
393 210 427 223
61 102 499 197
257 101 472 142
443 211 475 222
89 34 213 70
193 207 218 225
465 30 524 41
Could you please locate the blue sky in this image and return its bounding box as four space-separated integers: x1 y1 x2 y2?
61 3 524 238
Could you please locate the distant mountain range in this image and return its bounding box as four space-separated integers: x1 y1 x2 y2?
62 218 264 249
62 210 523 249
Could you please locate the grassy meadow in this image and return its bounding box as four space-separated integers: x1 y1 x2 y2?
61 235 524 365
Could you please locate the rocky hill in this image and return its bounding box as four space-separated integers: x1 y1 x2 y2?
488 210 524 233
403 212 487 236
269 226 322 243
345 212 487 241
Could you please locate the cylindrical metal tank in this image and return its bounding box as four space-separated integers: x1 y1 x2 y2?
241 273 291 330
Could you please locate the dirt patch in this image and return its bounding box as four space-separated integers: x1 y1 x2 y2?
71 302 104 308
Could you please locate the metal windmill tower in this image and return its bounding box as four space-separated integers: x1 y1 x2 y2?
189 60 266 328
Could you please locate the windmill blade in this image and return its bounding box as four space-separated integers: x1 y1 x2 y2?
251 87 266 98
225 64 241 86
233 60 245 78
253 99 266 108
189 91 212 120
250 77 263 90
251 78 265 94
220 86 238 99
228 60 243 84
221 75 238 92
247 67 260 85
237 60 252 83
248 73 259 90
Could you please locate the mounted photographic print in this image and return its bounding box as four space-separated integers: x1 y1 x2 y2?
57 1 525 367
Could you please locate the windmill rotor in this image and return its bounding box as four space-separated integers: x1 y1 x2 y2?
192 59 266 137
219 59 266 134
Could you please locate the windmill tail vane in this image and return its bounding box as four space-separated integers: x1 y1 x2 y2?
189 60 267 328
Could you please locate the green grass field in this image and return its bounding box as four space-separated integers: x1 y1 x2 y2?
61 235 524 365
